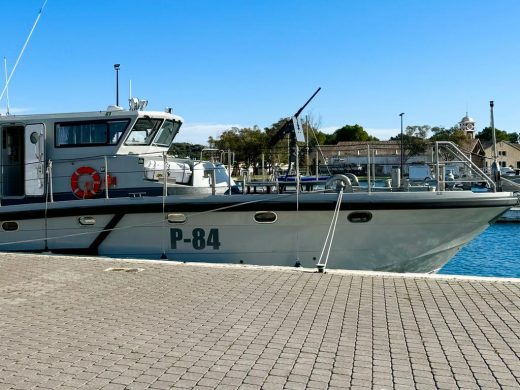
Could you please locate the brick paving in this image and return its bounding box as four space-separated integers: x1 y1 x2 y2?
1 253 520 390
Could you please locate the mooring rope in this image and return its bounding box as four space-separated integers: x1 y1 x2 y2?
316 188 344 272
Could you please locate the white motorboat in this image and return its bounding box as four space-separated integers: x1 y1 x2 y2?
0 99 517 272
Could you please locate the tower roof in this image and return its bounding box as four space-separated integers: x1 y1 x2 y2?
460 114 475 123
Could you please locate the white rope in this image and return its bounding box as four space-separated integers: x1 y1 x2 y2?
316 189 343 271
161 152 167 258
0 0 48 102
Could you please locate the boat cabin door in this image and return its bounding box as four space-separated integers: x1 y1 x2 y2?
25 124 45 196
0 123 45 197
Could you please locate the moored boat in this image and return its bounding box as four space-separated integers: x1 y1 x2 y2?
0 99 517 272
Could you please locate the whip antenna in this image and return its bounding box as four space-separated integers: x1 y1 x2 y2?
3 57 9 115
0 0 48 102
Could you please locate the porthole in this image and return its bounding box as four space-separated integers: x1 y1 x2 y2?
347 212 372 223
78 216 96 226
254 211 277 223
168 213 187 223
2 221 19 231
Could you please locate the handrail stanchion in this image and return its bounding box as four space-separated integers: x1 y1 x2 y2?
435 142 440 191
162 152 168 197
104 155 109 199
47 160 53 203
160 152 168 259
228 149 232 196
211 169 216 196
367 145 371 194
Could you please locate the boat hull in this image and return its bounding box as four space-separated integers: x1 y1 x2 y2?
0 191 516 273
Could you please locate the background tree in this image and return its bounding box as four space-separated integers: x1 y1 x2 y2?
263 118 292 171
300 114 325 174
406 125 430 139
476 126 511 143
332 124 379 143
390 125 429 161
429 126 468 146
212 126 269 175
168 142 206 159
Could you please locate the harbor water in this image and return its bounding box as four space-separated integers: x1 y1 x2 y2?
439 223 520 278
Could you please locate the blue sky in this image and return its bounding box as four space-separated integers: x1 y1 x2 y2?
1 0 520 144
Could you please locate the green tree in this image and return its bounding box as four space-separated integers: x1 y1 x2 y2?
476 126 509 143
323 133 337 145
390 125 429 161
212 126 269 175
168 142 205 159
333 124 379 142
429 126 469 146
264 118 291 170
301 114 324 148
406 125 430 139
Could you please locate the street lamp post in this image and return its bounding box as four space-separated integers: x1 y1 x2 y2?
399 112 405 183
114 64 120 106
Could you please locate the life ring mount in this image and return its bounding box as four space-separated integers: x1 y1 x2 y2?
70 166 101 199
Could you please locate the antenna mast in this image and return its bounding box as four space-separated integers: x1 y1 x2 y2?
0 0 48 102
3 57 10 115
114 64 120 106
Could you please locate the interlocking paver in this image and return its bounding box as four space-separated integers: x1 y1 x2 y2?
1 253 520 389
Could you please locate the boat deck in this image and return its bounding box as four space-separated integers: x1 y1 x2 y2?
1 253 519 389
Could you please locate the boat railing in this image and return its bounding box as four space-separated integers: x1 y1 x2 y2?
0 148 236 203
433 141 495 191
313 141 496 193
0 141 500 203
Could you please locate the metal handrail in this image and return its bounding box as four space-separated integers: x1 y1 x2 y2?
434 141 496 191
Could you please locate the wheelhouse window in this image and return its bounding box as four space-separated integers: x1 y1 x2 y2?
214 164 230 184
55 119 130 147
125 117 163 145
153 120 181 146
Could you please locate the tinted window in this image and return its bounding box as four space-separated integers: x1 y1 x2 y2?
215 164 230 184
126 118 163 145
55 119 130 147
108 120 129 144
153 120 181 146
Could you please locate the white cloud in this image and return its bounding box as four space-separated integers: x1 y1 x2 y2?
365 128 398 141
0 107 31 115
175 122 243 145
319 126 338 134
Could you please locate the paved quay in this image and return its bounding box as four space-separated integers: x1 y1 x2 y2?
1 253 520 390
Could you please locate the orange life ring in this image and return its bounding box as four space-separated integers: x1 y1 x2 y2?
71 166 101 199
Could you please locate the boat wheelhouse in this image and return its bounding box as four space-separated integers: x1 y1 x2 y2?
0 101 234 205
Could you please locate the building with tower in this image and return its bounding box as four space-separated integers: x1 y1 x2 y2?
459 113 475 139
